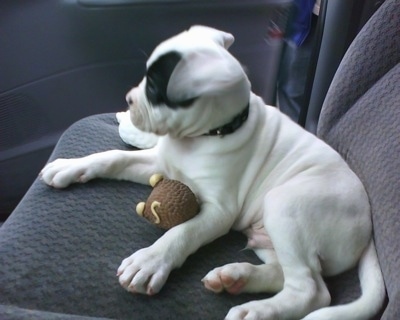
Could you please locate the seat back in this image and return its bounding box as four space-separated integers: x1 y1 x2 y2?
318 0 400 317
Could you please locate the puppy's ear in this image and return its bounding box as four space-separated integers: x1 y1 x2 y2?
188 25 234 49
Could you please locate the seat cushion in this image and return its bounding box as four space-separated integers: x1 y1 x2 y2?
0 113 363 319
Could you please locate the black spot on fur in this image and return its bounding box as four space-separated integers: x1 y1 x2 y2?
145 51 197 109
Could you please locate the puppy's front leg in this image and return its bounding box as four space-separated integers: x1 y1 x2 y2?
40 149 158 188
117 203 235 295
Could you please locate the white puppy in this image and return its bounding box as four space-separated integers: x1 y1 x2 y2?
40 26 385 319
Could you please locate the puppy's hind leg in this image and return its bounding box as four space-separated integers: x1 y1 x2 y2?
225 268 330 320
202 248 284 295
225 192 331 320
225 253 331 320
255 191 332 318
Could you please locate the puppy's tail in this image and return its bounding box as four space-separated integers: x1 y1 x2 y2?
303 239 386 320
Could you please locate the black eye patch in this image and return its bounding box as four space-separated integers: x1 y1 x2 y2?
145 51 197 109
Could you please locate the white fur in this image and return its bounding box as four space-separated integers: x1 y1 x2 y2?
116 110 158 149
40 26 385 319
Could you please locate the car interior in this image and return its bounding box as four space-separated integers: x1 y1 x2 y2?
1 0 399 319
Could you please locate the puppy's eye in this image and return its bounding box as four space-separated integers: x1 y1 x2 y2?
178 97 198 108
146 77 163 105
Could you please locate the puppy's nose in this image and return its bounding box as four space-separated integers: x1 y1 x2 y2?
126 95 133 106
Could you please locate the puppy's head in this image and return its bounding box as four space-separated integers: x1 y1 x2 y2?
126 25 251 138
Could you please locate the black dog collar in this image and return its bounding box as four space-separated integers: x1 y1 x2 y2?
205 104 250 137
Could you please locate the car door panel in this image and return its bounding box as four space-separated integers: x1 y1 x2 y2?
0 0 291 218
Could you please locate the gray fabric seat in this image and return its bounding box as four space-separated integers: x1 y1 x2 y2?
317 0 400 317
1 0 399 318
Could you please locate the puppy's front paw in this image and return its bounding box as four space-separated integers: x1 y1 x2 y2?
40 158 92 188
117 246 172 295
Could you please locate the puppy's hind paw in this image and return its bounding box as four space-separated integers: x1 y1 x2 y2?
202 263 253 295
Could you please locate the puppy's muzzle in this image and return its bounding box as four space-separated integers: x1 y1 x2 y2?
126 90 145 129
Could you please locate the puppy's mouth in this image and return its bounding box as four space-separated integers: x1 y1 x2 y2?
129 104 144 129
130 106 159 134
128 101 167 136
126 90 152 132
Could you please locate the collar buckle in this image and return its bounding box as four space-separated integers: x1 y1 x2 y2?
205 103 250 137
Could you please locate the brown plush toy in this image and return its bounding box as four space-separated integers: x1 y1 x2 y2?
136 174 200 229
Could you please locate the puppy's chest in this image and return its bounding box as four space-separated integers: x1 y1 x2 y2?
157 138 202 180
159 138 217 183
